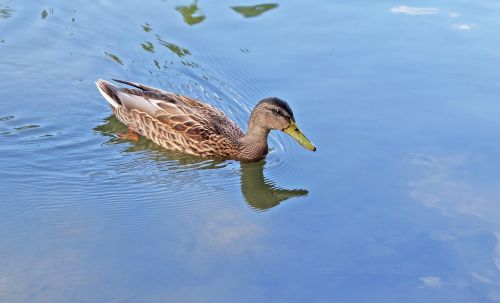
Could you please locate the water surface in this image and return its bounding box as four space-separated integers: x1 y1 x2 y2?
1 0 500 302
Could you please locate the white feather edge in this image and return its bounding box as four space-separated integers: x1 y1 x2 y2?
95 80 121 108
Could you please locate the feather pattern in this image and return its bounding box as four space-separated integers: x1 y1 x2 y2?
95 79 316 161
96 79 248 160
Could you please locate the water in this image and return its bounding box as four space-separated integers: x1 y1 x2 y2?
1 0 500 302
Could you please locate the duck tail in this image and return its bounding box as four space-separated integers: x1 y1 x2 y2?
96 79 122 108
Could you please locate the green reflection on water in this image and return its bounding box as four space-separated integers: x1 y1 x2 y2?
142 22 152 32
241 161 308 210
104 52 124 65
157 36 191 58
141 41 155 53
175 0 206 26
231 3 278 18
94 115 308 211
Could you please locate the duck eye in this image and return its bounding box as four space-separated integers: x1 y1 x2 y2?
271 108 282 116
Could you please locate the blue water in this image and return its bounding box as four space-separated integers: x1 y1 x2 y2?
1 0 500 302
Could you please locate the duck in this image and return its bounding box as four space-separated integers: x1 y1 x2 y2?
96 79 316 162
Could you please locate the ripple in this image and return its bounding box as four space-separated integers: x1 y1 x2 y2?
0 0 311 237
13 124 40 131
104 52 124 65
0 115 15 121
123 55 311 203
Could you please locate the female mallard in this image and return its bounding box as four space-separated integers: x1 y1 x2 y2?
96 79 315 162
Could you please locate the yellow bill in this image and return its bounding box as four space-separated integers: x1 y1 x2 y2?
283 120 316 151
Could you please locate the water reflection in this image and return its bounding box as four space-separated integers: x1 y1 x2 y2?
451 23 473 30
13 124 40 131
142 22 152 32
94 115 308 210
41 8 54 19
390 6 438 15
231 4 278 18
135 22 195 69
157 36 191 58
0 116 15 121
409 154 500 292
141 41 155 53
0 6 13 19
103 52 124 65
240 160 307 210
175 0 206 26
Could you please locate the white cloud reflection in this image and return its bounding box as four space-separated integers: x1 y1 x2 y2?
419 276 444 288
452 23 474 31
495 233 500 271
409 154 500 296
409 154 493 219
390 6 439 15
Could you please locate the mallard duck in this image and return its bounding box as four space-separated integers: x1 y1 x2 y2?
96 79 316 162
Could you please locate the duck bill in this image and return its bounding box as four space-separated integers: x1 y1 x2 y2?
283 121 316 151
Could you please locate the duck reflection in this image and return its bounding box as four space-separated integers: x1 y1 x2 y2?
94 116 308 210
240 160 308 210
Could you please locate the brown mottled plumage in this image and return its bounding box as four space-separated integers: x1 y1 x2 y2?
96 79 315 162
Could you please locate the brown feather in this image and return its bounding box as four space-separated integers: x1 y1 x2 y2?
101 80 247 160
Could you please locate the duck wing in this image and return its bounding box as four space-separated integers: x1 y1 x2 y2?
96 79 245 143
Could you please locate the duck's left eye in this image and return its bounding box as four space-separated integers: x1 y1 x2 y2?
272 109 283 116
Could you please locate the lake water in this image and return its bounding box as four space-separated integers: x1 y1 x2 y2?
1 0 500 302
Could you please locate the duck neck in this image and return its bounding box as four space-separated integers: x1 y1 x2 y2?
239 116 270 161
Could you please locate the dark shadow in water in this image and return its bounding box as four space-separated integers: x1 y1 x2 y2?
175 0 206 26
0 6 13 19
142 23 152 32
231 4 279 18
41 8 54 19
94 115 308 210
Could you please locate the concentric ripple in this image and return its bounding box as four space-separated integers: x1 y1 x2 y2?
0 0 311 240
